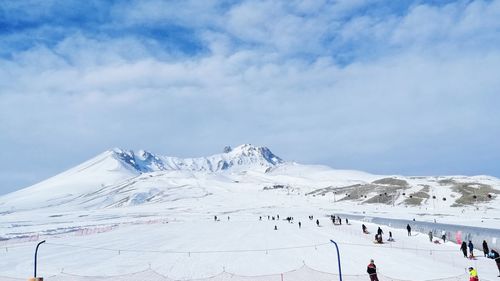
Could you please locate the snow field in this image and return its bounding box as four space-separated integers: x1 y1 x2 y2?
1 213 498 280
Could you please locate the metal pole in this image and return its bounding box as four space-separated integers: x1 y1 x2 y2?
34 240 46 278
330 240 343 281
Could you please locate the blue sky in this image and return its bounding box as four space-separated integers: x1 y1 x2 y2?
1 0 500 195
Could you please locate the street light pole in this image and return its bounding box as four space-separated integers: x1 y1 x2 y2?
330 240 343 281
34 240 46 279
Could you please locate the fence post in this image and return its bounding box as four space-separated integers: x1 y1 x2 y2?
330 240 343 281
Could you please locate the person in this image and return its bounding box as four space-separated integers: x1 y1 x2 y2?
406 224 411 236
274 225 278 230
362 224 368 234
277 214 279 220
468 240 474 258
339 217 342 225
228 216 230 221
461 241 468 258
316 219 320 227
377 227 383 236
487 249 500 276
367 259 379 281
388 231 394 242
259 216 262 221
214 215 217 221
346 218 349 224
441 231 446 243
482 240 489 257
428 231 433 242
298 221 302 228
468 267 478 281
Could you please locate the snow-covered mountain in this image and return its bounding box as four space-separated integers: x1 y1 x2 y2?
0 143 499 216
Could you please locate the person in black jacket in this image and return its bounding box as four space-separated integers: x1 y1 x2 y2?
377 227 383 236
468 241 474 258
488 249 500 276
461 241 468 258
367 259 379 281
406 224 411 236
483 240 489 257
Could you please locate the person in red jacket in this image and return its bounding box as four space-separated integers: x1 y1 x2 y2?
367 259 379 281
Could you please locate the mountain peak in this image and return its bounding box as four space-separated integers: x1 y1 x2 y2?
227 144 283 165
109 144 283 173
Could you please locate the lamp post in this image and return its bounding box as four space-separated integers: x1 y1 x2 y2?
330 240 343 281
30 240 46 281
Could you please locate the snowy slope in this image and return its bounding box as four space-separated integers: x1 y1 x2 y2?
0 144 499 218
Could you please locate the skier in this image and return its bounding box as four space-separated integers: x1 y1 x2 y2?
346 218 349 224
338 216 342 225
259 216 262 221
377 227 383 236
316 219 320 227
277 214 279 220
428 231 433 242
274 225 278 230
460 241 468 258
228 216 230 221
482 240 489 257
487 249 500 276
468 240 474 258
214 215 217 221
441 231 446 243
362 224 368 234
298 221 302 229
406 224 412 236
468 267 478 281
388 231 394 242
366 259 379 281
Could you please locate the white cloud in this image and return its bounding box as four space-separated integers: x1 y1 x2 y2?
1 0 500 193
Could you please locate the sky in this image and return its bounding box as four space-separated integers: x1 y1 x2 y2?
1 0 500 195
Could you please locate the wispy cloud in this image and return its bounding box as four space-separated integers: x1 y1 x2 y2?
1 0 499 194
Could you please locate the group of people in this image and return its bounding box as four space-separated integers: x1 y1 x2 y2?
329 214 348 225
460 240 476 258
252 214 500 278
361 225 393 243
265 214 352 230
363 223 500 278
368 260 493 281
213 215 230 221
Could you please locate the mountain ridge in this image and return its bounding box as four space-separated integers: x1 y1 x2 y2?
110 144 284 173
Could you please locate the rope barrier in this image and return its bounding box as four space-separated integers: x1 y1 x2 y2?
44 241 332 254
41 239 460 255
